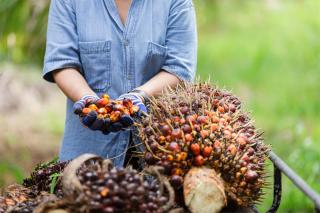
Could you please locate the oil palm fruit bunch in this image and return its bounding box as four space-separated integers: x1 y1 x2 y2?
74 94 139 134
0 184 51 213
137 82 269 207
63 154 173 213
23 158 68 197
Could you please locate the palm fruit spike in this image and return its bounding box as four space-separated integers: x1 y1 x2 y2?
137 82 270 207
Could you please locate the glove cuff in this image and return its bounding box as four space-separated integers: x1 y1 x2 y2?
129 89 150 104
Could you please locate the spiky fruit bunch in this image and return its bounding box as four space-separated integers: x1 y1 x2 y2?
74 94 139 133
138 82 269 207
23 159 68 196
76 161 171 213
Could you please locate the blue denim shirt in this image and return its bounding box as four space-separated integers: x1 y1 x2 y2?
43 0 197 166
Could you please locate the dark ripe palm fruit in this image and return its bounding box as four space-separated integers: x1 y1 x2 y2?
23 160 68 196
76 159 171 213
145 152 156 165
120 114 134 127
137 82 270 207
89 116 105 131
82 110 98 127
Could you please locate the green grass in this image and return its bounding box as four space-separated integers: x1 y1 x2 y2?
195 1 320 212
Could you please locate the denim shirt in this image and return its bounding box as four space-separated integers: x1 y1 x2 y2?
43 0 197 166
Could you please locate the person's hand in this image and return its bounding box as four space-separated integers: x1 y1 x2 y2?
73 94 100 115
117 90 148 115
73 94 138 134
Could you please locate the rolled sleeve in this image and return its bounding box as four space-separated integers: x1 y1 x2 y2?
161 0 198 82
43 0 81 83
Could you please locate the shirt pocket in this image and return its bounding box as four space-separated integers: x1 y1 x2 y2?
143 42 168 82
79 40 112 92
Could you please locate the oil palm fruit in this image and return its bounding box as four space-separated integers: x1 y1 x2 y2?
75 94 139 133
137 82 269 207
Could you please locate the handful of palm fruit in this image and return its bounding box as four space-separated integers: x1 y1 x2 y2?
138 82 270 208
73 94 140 134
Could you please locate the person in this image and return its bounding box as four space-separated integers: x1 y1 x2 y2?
43 0 197 166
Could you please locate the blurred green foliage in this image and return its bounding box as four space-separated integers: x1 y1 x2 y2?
0 0 49 64
0 0 319 212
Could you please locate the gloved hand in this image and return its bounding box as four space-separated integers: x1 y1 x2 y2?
117 90 148 115
73 94 100 115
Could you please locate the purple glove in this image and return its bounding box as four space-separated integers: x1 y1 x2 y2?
73 94 99 115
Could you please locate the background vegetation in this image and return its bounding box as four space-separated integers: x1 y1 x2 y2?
0 0 319 212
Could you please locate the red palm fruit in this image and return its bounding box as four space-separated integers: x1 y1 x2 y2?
211 123 218 132
96 98 109 107
173 116 180 123
203 146 213 157
245 170 258 183
105 103 113 113
182 124 192 133
212 116 219 123
242 154 250 162
122 98 133 108
166 135 172 142
186 115 196 124
228 144 237 156
238 137 247 148
88 104 98 111
212 99 219 106
185 134 193 142
161 125 171 136
247 147 255 156
194 155 205 166
229 103 236 112
110 111 121 122
190 143 201 155
171 128 182 139
169 142 180 152
218 106 225 113
179 118 186 125
200 130 209 139
197 116 208 124
82 107 92 115
214 140 221 149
